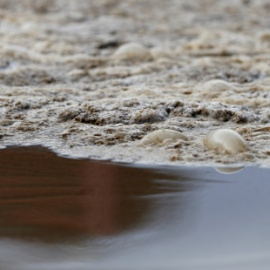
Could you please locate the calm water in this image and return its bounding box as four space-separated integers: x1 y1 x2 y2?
0 146 269 270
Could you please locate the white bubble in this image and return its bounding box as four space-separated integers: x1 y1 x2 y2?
200 79 233 98
204 129 247 154
138 129 187 146
202 79 232 92
112 42 152 62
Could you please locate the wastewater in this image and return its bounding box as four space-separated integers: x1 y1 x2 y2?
0 146 269 270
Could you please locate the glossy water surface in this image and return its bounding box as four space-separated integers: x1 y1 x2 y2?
0 146 269 270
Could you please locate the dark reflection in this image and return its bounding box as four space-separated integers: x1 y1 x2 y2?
0 146 193 243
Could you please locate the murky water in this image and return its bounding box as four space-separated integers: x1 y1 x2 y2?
0 146 269 270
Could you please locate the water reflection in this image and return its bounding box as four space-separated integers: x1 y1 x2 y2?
0 146 194 243
1 146 270 270
215 166 244 174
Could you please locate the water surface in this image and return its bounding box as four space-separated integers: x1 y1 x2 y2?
0 146 269 270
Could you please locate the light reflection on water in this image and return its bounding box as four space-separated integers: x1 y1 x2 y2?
0 146 270 270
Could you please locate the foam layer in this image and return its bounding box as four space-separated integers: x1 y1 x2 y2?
1 0 270 167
